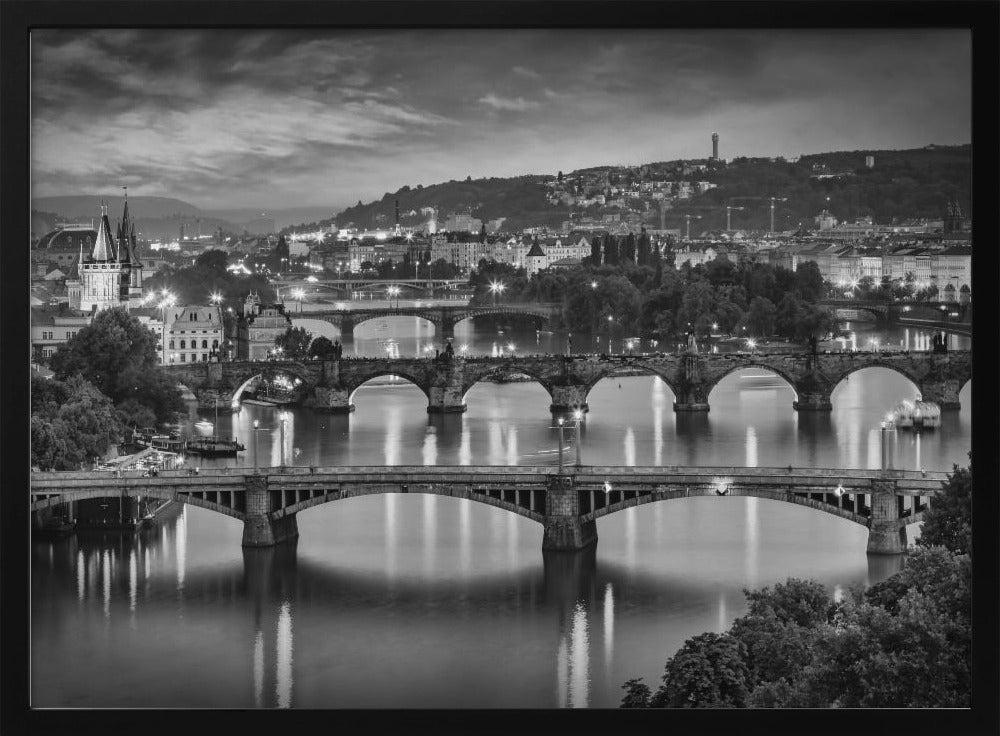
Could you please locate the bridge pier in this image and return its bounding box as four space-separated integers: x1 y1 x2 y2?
673 355 710 411
309 385 355 413
919 379 963 410
866 479 907 555
242 475 300 547
549 383 589 415
543 474 596 551
792 391 833 411
427 360 466 413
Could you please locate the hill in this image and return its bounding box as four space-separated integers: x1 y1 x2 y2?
297 144 970 235
331 175 568 233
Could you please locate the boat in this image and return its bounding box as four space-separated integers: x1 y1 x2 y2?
186 436 245 457
188 398 246 456
34 516 76 539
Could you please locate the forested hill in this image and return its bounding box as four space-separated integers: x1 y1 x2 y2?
333 175 564 233
321 143 970 234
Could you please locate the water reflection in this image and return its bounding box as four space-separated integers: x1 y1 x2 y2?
34 506 924 708
275 601 293 709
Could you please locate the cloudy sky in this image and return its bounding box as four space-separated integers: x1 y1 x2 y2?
31 29 970 211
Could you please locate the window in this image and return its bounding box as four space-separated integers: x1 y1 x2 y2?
212 339 219 348
180 354 186 362
180 340 186 349
169 340 175 349
202 354 208 362
202 340 208 349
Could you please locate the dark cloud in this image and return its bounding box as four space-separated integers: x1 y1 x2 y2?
31 29 970 210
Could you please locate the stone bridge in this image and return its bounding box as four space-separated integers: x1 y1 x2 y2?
292 303 559 339
818 299 972 324
30 465 948 555
164 350 971 414
274 277 467 298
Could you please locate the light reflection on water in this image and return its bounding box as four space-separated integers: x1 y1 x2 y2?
31 320 970 709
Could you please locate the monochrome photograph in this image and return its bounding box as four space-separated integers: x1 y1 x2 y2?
18 15 986 718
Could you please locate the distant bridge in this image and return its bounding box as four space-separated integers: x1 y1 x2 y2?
281 303 560 339
274 278 468 299
818 298 972 324
30 465 948 555
164 350 971 414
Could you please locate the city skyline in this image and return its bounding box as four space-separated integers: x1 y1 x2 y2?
31 29 970 211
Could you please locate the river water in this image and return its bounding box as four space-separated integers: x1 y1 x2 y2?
31 319 972 708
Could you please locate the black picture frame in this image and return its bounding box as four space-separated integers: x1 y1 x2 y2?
3 2 998 734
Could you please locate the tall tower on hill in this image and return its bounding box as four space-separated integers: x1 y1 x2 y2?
711 132 719 161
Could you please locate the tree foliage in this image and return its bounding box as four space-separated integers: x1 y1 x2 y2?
31 374 123 470
915 457 972 555
274 326 313 359
48 307 184 425
623 460 973 709
652 633 750 708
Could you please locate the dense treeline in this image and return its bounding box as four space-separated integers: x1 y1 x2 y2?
469 257 832 342
621 459 973 708
33 308 186 470
143 249 276 305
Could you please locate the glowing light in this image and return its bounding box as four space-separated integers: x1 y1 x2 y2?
507 342 516 352
209 292 223 305
573 410 583 421
459 344 469 354
603 481 612 493
590 281 598 289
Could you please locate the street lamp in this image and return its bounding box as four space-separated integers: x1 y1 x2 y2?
252 419 260 473
556 417 565 474
278 412 289 467
607 314 614 353
210 292 223 306
572 409 583 467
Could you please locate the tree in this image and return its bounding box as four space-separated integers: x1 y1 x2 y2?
557 170 563 182
652 632 750 708
620 678 652 708
742 296 777 337
31 374 123 470
274 326 313 359
49 307 184 425
590 236 602 265
195 249 229 273
915 458 972 555
308 335 337 359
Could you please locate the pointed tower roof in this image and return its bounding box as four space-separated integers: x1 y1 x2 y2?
117 189 142 266
526 240 546 257
91 202 118 262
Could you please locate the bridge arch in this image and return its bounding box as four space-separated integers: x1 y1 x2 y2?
30 487 247 522
452 307 550 332
229 363 314 408
461 362 556 400
275 485 545 525
581 487 869 528
351 312 440 335
583 362 684 401
703 362 801 403
829 362 922 401
347 371 431 402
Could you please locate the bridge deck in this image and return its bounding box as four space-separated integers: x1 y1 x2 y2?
31 464 949 497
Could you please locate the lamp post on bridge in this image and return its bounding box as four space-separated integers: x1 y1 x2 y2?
573 409 583 467
278 412 290 467
253 419 260 473
555 417 565 474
